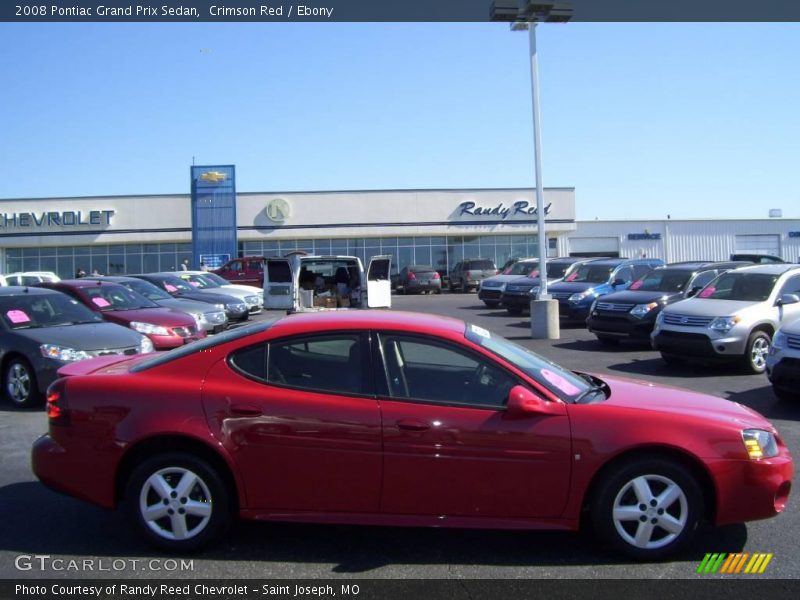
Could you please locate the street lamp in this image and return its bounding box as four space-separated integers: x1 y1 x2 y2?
490 1 573 339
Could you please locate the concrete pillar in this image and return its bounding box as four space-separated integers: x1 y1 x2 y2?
530 298 560 340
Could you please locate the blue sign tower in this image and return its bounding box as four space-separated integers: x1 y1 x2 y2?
190 165 237 269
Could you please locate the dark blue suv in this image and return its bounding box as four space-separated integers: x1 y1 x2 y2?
545 258 665 322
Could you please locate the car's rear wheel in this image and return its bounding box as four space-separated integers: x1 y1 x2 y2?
125 453 232 552
743 331 771 374
660 353 685 367
3 358 41 408
591 458 702 560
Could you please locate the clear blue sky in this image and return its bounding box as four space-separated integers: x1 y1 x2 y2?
0 22 798 220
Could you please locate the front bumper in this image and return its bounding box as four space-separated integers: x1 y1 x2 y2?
478 288 503 302
652 327 749 358
501 291 533 310
587 312 656 338
767 356 800 389
709 452 793 526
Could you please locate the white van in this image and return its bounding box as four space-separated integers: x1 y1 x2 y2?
263 253 392 312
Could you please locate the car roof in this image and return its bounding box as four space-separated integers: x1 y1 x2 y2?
271 310 467 338
659 261 751 271
44 279 128 290
0 286 61 297
729 264 800 276
84 276 141 283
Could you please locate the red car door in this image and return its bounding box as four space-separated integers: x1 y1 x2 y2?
201 332 382 512
376 333 572 518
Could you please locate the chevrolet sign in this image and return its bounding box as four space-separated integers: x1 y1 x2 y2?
199 171 226 183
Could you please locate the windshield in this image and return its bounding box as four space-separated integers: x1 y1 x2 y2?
506 261 538 276
464 323 591 402
629 269 691 292
123 280 172 301
179 274 220 289
151 275 195 294
564 264 616 284
203 273 231 286
697 272 778 302
83 284 159 311
0 293 103 329
547 262 573 279
466 260 495 271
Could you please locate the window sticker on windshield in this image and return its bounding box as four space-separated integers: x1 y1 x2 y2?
189 281 200 287
630 280 643 290
6 310 30 324
530 270 540 278
541 368 581 395
469 324 491 339
698 287 715 298
565 272 578 281
165 284 178 292
92 297 111 308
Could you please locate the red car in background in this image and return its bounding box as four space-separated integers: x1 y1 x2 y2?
32 311 791 559
212 256 265 287
38 280 205 350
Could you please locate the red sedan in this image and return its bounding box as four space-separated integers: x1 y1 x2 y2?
32 311 792 559
38 280 205 350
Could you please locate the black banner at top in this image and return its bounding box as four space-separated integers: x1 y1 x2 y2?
3 0 800 22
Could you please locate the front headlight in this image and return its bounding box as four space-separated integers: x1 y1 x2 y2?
742 429 779 459
40 344 92 362
139 336 155 353
245 295 259 306
709 316 741 335
630 302 659 318
190 312 205 327
771 332 786 350
499 283 507 293
569 289 595 304
215 303 226 311
130 321 170 336
530 285 541 296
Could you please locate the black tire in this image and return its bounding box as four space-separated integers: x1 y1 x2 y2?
773 385 800 402
742 330 771 375
483 301 499 309
435 288 442 295
591 458 702 560
124 452 232 552
3 357 42 409
660 353 685 367
596 335 621 346
506 307 523 316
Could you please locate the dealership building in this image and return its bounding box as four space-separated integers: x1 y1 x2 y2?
1 171 799 278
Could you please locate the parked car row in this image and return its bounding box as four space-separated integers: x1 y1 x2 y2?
0 271 267 408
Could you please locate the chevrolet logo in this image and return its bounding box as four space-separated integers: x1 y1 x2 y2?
199 171 226 183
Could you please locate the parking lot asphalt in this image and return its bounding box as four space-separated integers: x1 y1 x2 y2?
0 293 798 580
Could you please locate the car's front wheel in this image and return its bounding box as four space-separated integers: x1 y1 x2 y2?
743 331 771 374
3 357 41 408
125 453 232 552
591 458 702 560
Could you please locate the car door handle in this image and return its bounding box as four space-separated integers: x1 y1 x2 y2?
397 419 430 431
230 403 262 416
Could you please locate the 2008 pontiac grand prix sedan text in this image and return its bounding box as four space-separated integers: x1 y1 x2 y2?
32 311 792 559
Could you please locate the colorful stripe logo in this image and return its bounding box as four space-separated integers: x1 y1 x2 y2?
697 553 773 574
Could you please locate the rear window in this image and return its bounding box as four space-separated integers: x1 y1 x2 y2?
466 260 495 270
130 320 278 372
267 261 292 282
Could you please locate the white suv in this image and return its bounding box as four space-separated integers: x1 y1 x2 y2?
652 264 800 373
767 319 800 401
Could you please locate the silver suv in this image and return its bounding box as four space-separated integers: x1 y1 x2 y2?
651 264 800 373
767 319 800 401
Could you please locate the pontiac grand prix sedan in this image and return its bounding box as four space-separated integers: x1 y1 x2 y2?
32 311 792 559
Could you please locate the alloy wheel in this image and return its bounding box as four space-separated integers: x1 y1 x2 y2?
750 337 770 371
612 474 688 550
6 362 32 406
139 467 213 541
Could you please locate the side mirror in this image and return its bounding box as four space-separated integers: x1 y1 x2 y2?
777 293 800 306
506 385 560 416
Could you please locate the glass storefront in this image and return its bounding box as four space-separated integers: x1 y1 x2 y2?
3 234 541 280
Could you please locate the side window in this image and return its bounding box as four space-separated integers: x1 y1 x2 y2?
247 259 263 271
778 275 800 297
614 266 633 283
632 265 651 280
689 270 717 292
229 344 267 380
228 261 243 272
378 334 516 408
267 333 368 396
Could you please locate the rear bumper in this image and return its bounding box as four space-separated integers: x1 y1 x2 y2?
406 280 442 293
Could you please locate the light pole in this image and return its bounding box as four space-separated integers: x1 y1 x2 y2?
490 1 572 339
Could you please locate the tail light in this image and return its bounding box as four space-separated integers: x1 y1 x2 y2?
408 272 417 280
46 379 69 424
433 272 440 279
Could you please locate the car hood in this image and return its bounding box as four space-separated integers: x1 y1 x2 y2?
176 291 242 305
595 373 772 431
482 275 529 286
598 290 680 304
663 298 765 318
549 281 609 294
155 297 221 315
196 286 254 300
13 322 143 351
103 307 195 327
221 283 262 294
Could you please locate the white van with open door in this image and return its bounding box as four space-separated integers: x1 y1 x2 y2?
263 253 392 312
